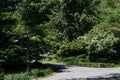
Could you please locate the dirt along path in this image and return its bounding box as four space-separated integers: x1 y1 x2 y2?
38 62 120 80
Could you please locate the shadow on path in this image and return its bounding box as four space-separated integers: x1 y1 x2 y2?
41 62 120 80
42 62 68 72
78 73 120 80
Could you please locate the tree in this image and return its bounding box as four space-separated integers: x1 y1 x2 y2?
0 0 16 63
98 0 120 23
48 0 100 41
12 0 59 63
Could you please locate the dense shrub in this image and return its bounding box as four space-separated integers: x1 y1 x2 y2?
58 23 120 63
0 45 26 72
57 40 87 57
86 25 119 62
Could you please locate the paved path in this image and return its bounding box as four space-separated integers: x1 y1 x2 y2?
39 63 120 80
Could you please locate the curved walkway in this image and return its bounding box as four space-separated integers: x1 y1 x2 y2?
39 62 120 80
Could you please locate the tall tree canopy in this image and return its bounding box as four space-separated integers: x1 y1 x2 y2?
0 0 16 62
47 0 100 41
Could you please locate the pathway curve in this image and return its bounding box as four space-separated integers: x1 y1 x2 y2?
39 62 120 80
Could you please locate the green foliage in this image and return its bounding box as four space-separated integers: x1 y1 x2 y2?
14 0 48 26
98 0 120 23
63 56 116 68
67 62 115 68
5 73 31 80
32 68 54 78
43 28 64 53
0 0 26 70
57 40 87 57
42 56 58 63
86 25 119 62
3 47 25 70
63 54 89 63
4 68 54 80
47 0 100 41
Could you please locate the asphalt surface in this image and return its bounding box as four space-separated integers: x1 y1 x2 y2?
38 62 120 80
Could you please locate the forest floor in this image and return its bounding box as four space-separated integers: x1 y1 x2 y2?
36 62 120 80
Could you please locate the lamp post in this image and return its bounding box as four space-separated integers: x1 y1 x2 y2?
26 29 31 75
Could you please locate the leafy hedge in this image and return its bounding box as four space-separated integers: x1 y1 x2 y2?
86 24 120 62
87 33 118 62
57 23 120 63
57 40 87 57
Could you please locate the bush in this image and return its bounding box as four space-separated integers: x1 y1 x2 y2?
0 44 27 73
58 23 120 63
57 40 87 57
63 54 89 65
86 25 119 62
32 68 54 78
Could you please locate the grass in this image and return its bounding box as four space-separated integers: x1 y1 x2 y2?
42 56 62 64
4 68 55 80
1 61 56 80
62 57 120 68
65 61 117 68
42 55 120 68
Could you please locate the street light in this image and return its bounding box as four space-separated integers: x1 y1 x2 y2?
26 29 32 75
